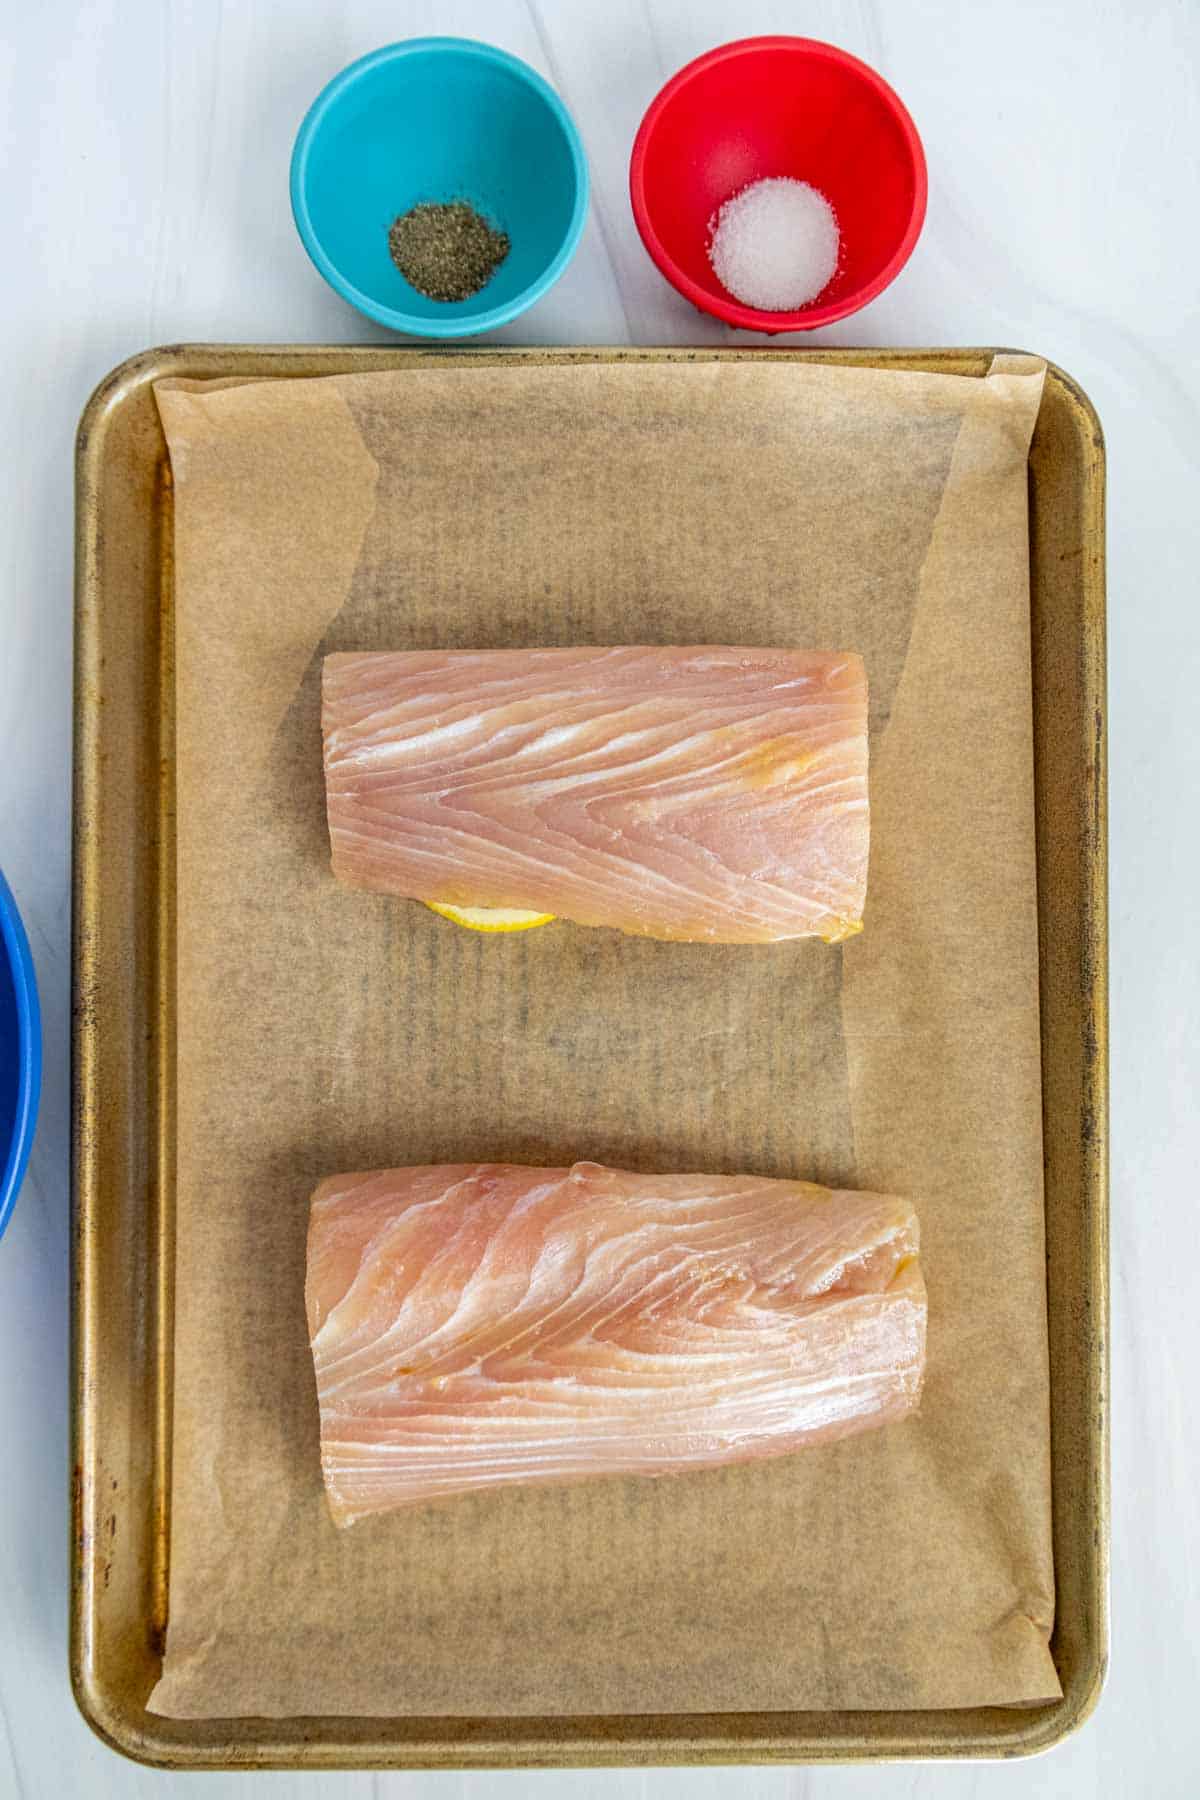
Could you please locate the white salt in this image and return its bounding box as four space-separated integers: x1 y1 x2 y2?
708 177 840 312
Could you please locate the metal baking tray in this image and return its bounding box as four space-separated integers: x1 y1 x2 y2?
71 345 1107 1769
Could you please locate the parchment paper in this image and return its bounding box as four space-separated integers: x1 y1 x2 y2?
148 354 1058 1719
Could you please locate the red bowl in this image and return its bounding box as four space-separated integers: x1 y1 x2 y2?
629 37 927 332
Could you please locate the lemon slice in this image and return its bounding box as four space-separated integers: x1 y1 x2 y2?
425 901 555 934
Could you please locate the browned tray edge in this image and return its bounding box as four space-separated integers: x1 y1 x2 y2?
71 343 1108 1769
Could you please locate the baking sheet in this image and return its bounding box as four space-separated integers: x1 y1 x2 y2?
71 346 1109 1768
140 353 1059 1721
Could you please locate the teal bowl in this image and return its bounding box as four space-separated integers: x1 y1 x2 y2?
290 38 589 338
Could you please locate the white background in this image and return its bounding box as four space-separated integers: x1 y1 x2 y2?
1 0 1196 1794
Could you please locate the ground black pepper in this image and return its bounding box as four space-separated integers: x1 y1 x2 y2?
387 201 510 302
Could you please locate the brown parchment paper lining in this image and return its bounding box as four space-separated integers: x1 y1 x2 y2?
147 355 1058 1720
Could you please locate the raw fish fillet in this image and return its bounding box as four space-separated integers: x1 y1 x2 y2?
306 1161 925 1525
321 647 868 942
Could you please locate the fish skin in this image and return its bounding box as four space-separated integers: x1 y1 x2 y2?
307 1161 925 1526
321 647 869 943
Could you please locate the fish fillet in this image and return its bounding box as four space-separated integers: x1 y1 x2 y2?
307 1161 925 1525
321 647 868 942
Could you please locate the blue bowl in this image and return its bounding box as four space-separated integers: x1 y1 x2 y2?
0 868 40 1243
290 38 589 338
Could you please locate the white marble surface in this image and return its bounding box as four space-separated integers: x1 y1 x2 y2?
1 0 1196 1792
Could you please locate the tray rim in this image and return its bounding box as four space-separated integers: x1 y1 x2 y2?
71 342 1108 1769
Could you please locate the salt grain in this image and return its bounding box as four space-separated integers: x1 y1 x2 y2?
708 177 840 312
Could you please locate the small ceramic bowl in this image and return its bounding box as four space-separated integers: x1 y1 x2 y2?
630 36 926 332
290 37 589 338
0 868 40 1243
